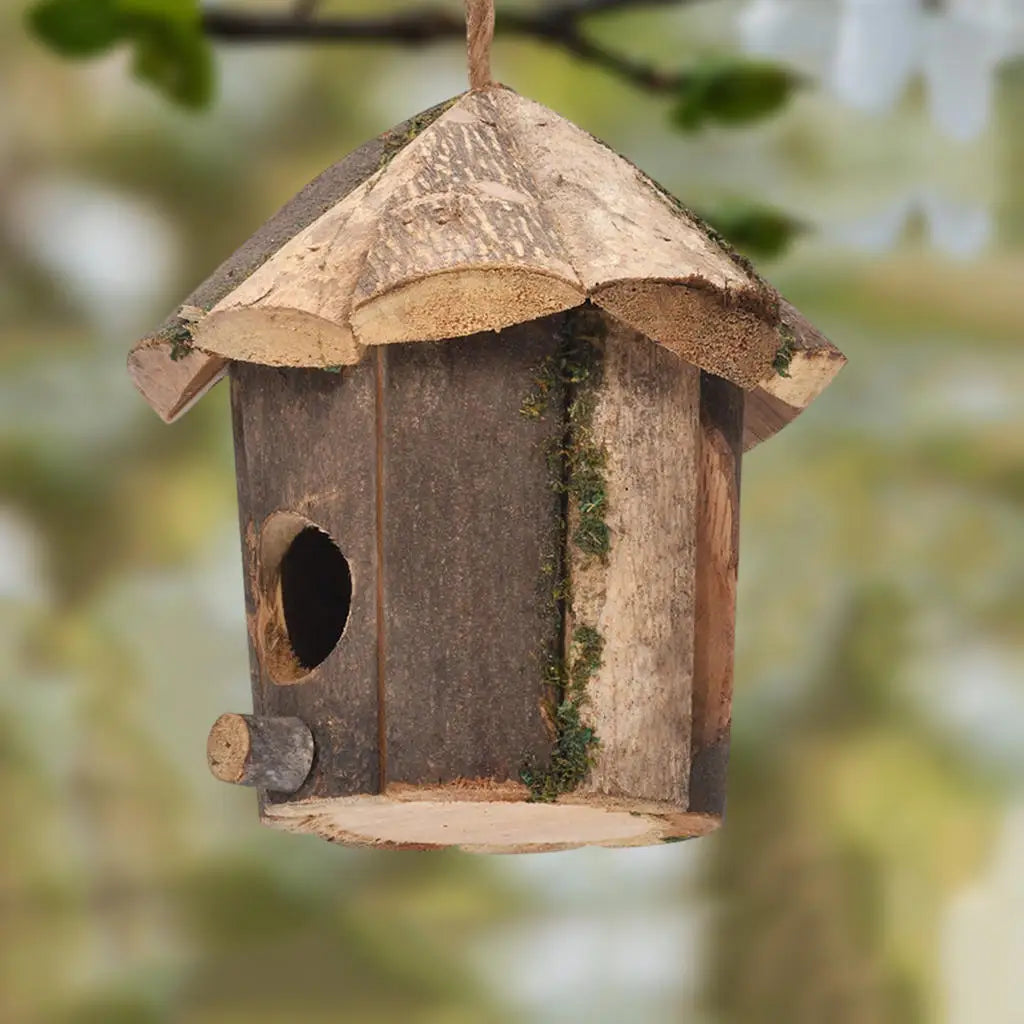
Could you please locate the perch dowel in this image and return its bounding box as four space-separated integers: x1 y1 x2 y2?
207 713 314 793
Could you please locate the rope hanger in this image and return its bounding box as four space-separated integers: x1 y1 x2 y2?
465 0 495 91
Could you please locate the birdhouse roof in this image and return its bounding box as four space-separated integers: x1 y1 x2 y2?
128 87 844 450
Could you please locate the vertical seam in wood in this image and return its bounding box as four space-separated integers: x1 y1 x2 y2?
374 349 388 792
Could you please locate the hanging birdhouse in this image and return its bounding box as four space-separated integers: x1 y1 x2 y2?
129 3 845 853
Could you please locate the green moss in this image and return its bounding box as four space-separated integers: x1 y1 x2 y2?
521 701 596 802
568 625 604 692
773 324 797 377
520 308 611 802
567 438 609 558
521 308 611 560
519 354 560 421
522 626 605 802
167 321 194 362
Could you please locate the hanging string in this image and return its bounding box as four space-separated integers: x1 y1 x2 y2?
465 0 495 91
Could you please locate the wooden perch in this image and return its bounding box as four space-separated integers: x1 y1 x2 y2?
207 713 314 793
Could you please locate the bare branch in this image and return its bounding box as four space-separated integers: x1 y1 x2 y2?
201 9 466 45
201 0 704 94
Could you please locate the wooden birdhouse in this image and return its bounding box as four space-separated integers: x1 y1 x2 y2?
128 6 845 853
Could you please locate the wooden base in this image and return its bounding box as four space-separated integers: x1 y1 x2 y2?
260 785 720 854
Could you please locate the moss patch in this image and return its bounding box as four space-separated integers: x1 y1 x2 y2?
522 626 605 802
773 323 797 377
520 308 611 802
521 308 611 559
166 320 194 362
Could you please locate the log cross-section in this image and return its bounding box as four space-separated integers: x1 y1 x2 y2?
207 713 314 793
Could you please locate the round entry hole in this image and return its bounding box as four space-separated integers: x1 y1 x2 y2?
260 515 352 683
280 527 352 671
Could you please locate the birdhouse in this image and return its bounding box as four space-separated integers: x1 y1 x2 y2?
128 13 844 853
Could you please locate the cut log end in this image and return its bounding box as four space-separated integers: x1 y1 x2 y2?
207 713 315 793
207 713 251 784
760 347 847 409
195 307 363 369
592 280 779 389
261 787 721 853
743 304 847 451
127 338 227 423
351 268 585 347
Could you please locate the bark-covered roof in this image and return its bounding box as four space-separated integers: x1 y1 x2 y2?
128 88 844 448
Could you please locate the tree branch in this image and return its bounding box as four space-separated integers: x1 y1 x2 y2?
201 0 703 94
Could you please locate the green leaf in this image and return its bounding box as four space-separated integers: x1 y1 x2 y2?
672 60 805 133
28 0 212 109
701 201 808 260
131 22 214 109
27 0 125 57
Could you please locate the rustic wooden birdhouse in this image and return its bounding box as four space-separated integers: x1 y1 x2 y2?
128 7 844 853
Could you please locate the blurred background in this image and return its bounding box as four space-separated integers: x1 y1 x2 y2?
2 0 1023 1021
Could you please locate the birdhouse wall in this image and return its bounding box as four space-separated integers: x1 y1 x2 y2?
376 327 563 786
567 318 701 807
229 319 564 805
226 308 743 848
691 371 744 816
231 358 382 801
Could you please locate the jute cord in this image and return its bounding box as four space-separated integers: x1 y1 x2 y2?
465 0 495 91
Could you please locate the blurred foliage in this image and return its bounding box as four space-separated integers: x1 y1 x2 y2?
699 200 808 260
710 583 999 1023
27 0 212 107
3 2 1023 1023
670 59 805 132
26 0 805 144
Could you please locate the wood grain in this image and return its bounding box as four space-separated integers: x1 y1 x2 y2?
263 788 722 853
689 371 744 815
230 361 381 802
178 89 792 394
198 176 382 367
743 300 847 450
135 90 842 444
127 336 227 423
129 100 456 420
570 318 700 806
493 89 755 293
350 93 585 344
378 322 563 787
